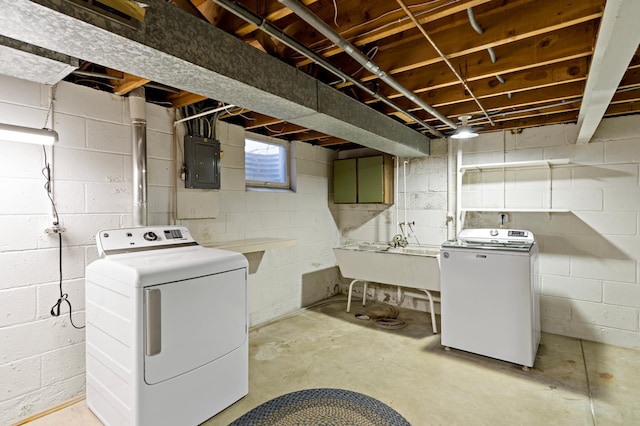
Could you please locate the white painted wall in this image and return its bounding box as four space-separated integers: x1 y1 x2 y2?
0 74 341 424
337 117 640 350
0 76 174 424
180 124 341 325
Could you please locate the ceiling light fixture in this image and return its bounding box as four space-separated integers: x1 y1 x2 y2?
0 122 58 145
451 115 478 139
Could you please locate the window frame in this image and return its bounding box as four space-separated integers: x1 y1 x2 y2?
244 132 291 190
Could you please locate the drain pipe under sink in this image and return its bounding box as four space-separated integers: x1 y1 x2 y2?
130 87 147 227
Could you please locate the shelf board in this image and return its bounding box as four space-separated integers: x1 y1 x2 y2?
460 158 570 172
461 208 570 213
204 237 297 254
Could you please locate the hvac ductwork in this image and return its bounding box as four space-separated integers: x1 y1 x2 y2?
129 87 147 227
276 0 458 131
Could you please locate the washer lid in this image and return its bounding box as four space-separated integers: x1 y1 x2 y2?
457 228 535 244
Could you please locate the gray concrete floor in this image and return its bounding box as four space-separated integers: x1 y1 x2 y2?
26 297 640 425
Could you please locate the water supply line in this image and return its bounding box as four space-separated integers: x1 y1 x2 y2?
446 137 456 241
394 0 494 126
276 0 458 131
213 0 443 137
130 87 147 227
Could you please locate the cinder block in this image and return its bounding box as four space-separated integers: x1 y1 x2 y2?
37 278 85 320
146 158 173 187
0 287 36 327
544 140 604 165
552 188 603 210
0 142 45 179
0 317 85 364
53 113 86 148
41 343 85 386
0 179 51 215
0 216 39 252
39 214 120 248
47 181 85 215
0 357 40 403
221 167 245 191
54 82 124 123
604 188 640 211
542 275 602 302
0 74 42 107
220 143 245 169
571 257 636 283
572 163 638 189
573 211 637 235
604 282 640 309
571 300 638 331
147 129 173 160
146 102 174 133
87 120 131 154
594 115 640 143
0 246 85 290
147 186 173 215
53 149 126 183
85 183 132 214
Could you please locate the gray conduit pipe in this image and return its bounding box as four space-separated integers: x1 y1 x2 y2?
467 8 507 88
130 87 147 227
394 0 494 126
213 0 444 137
277 0 458 130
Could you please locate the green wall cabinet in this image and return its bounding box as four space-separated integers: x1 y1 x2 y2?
333 155 394 204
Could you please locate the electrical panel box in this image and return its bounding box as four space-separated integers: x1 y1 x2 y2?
184 135 221 189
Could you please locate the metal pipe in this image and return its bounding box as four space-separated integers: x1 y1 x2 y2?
129 87 147 227
495 75 505 84
213 0 443 137
487 47 497 63
467 7 483 34
276 0 458 130
72 70 124 80
395 0 494 126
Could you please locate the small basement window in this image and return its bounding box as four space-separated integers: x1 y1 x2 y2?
245 134 290 189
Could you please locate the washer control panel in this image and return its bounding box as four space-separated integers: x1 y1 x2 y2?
96 226 197 257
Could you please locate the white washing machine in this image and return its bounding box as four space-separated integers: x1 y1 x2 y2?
440 228 540 368
86 226 248 425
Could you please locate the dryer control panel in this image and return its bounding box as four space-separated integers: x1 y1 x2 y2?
96 226 197 257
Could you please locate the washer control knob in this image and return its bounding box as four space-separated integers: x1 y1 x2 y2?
143 231 158 241
490 229 499 237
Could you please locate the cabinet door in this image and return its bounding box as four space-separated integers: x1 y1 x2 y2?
333 158 357 203
357 156 384 203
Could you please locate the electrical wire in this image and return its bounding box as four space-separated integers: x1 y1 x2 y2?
41 85 85 329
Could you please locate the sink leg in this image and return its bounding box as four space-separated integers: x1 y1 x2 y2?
423 289 439 334
363 281 368 306
346 279 363 312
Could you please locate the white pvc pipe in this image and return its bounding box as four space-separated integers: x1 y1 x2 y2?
447 138 456 241
403 160 408 237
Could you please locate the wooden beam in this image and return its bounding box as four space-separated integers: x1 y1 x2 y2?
168 91 208 108
110 72 150 95
361 22 597 100
334 0 602 86
234 0 320 37
297 0 493 66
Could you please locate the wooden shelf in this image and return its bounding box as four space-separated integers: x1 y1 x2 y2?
460 158 569 173
205 238 297 254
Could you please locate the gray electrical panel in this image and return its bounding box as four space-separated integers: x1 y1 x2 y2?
184 135 221 189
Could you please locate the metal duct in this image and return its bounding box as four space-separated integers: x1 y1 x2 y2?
129 87 147 226
277 0 458 130
212 0 442 137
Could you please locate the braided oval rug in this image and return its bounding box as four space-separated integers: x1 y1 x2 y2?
229 388 411 426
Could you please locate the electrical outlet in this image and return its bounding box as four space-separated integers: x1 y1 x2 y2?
45 221 66 234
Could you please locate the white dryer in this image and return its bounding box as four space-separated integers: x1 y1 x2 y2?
86 226 248 425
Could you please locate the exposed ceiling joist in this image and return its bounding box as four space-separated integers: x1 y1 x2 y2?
576 0 640 144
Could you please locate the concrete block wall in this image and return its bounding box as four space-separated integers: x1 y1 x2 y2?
181 122 341 326
0 76 173 425
336 141 450 247
461 117 640 350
